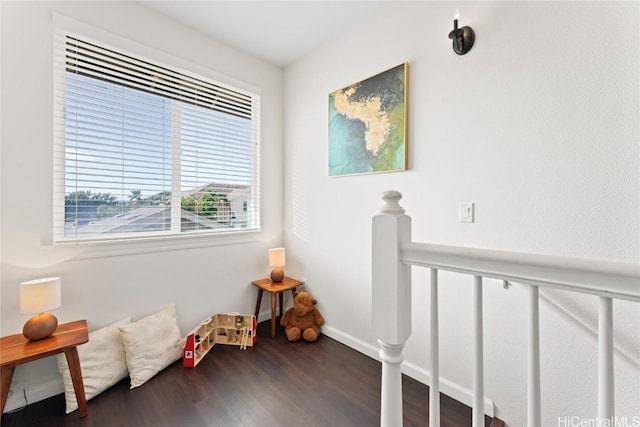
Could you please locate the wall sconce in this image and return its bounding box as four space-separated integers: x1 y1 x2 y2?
20 277 62 340
448 18 475 55
269 248 286 283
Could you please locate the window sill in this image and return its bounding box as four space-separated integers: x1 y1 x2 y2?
49 230 261 260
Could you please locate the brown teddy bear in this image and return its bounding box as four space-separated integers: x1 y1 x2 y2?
280 291 325 342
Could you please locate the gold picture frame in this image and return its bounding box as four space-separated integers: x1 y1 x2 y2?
328 63 408 177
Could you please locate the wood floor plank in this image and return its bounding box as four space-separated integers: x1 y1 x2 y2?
1 319 499 426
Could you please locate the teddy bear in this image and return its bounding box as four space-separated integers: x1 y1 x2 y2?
280 291 325 342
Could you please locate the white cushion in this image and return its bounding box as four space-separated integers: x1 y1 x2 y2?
118 304 183 389
56 317 130 414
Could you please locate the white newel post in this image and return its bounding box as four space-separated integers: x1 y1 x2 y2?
373 190 412 427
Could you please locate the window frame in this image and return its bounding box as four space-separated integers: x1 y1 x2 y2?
52 16 262 253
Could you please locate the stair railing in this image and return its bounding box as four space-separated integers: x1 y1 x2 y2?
372 190 640 427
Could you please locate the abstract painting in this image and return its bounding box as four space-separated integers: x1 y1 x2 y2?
329 63 407 177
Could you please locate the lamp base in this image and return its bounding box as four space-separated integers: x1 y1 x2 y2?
23 313 58 340
270 268 284 283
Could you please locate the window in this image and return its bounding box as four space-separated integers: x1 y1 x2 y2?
53 35 260 243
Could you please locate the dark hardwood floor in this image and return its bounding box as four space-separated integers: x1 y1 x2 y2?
2 320 499 427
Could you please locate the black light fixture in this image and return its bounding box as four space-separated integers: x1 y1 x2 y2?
448 18 475 55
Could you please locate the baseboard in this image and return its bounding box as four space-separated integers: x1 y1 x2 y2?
3 378 63 413
402 359 495 417
321 324 380 359
256 309 274 324
322 324 495 418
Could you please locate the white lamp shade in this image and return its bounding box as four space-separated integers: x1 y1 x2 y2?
269 248 286 267
20 277 61 314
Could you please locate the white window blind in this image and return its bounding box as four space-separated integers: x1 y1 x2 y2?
53 35 260 243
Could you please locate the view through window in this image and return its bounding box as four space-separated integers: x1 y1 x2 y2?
54 36 260 242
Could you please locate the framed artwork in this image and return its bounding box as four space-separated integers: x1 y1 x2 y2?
328 63 407 177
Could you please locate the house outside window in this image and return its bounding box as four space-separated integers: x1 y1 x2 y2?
53 34 261 243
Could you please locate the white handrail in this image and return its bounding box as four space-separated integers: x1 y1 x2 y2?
401 242 639 302
372 190 640 426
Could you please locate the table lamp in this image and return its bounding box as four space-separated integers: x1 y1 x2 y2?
269 248 286 282
20 277 62 340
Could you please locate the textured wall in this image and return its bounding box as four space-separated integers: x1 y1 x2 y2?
1 0 283 407
283 1 639 424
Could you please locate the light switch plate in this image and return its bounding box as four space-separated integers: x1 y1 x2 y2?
459 202 474 223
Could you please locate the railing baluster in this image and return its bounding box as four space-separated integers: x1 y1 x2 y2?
598 296 614 419
473 276 485 427
429 269 440 426
528 285 541 426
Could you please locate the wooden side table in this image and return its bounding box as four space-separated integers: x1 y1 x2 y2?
1 320 89 417
252 277 303 337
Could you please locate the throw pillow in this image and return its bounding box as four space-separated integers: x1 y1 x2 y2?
118 304 183 389
56 317 130 414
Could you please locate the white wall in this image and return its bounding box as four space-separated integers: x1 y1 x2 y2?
1 1 283 406
283 1 639 425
